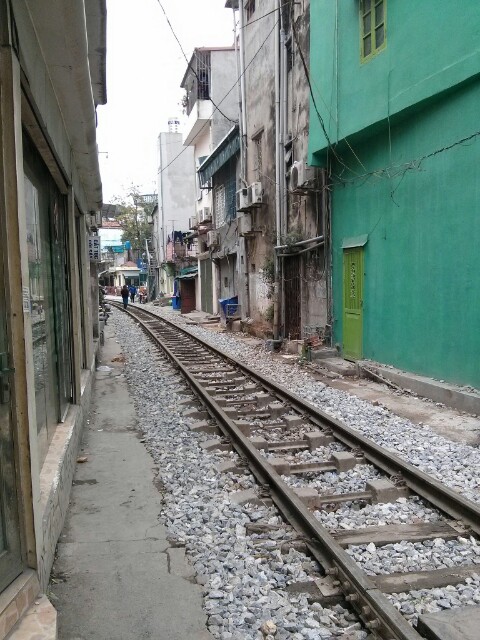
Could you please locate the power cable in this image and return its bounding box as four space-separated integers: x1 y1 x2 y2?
289 2 365 176
240 2 292 29
158 17 279 176
334 128 480 187
155 0 236 124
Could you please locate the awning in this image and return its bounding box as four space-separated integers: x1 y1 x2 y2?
180 266 198 276
342 234 368 249
177 273 197 280
176 266 198 280
198 126 240 185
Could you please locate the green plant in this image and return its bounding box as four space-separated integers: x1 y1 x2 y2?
264 302 274 323
261 257 275 299
282 230 305 252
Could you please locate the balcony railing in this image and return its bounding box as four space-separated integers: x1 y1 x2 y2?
165 240 198 262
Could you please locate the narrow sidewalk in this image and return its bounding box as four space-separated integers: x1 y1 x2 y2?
50 323 211 639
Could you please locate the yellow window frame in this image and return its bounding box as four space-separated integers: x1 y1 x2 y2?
360 0 387 63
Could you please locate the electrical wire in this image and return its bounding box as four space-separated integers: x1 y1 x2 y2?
158 17 280 176
240 2 292 29
333 128 480 187
289 3 363 177
155 0 236 124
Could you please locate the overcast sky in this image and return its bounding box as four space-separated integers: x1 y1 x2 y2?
96 0 234 203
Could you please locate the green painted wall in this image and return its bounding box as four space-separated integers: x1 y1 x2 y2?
308 1 480 387
308 0 480 160
331 82 480 387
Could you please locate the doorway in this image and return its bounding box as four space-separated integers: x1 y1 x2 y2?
284 255 301 340
342 247 364 360
200 259 213 314
0 216 23 592
180 279 196 314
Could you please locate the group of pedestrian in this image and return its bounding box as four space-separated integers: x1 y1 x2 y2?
120 284 137 309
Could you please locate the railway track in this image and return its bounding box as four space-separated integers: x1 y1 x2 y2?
113 301 480 640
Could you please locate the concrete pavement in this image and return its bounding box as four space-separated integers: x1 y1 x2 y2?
50 323 211 640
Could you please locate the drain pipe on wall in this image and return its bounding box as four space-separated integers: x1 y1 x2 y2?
273 0 282 341
238 4 248 186
233 2 251 317
279 6 288 335
280 11 288 241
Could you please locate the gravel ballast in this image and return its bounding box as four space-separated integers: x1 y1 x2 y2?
110 311 369 639
139 304 480 503
110 305 480 634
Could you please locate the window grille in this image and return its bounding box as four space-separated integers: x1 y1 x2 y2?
184 50 211 115
215 185 226 228
254 135 263 181
214 164 237 229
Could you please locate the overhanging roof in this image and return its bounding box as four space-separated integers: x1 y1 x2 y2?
24 0 107 210
198 126 240 185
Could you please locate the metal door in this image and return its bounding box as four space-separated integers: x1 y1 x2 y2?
200 259 213 314
180 279 196 314
342 248 364 360
284 255 301 339
0 235 23 591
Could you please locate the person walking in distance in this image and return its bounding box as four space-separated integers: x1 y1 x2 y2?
121 284 129 310
129 284 137 303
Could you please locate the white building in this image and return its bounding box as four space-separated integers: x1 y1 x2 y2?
155 129 196 296
180 46 238 313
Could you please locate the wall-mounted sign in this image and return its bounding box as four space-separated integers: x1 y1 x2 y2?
88 235 101 261
22 286 30 313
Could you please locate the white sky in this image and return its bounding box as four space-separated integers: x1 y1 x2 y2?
96 0 234 203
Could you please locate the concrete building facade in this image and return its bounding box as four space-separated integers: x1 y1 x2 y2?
0 0 106 635
155 130 196 296
181 46 238 314
309 0 480 388
219 0 325 340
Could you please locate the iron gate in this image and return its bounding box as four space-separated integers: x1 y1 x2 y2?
284 255 301 339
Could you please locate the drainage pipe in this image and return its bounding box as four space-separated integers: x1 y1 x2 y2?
277 240 325 257
275 234 324 251
272 0 282 340
238 2 248 186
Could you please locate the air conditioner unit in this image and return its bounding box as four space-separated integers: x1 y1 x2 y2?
236 187 250 212
289 161 316 192
199 207 212 223
248 182 263 207
188 215 198 230
206 230 219 247
237 214 252 237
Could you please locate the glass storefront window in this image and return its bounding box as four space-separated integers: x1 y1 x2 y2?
24 134 73 464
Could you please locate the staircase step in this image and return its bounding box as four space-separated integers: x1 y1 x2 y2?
6 595 56 640
0 570 40 640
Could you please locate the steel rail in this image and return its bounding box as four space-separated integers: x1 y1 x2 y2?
113 302 426 639
115 303 480 535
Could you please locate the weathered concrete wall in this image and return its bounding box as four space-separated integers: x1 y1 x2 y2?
157 132 196 263
286 1 327 332
210 50 238 148
243 0 326 331
37 366 94 589
244 0 277 322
